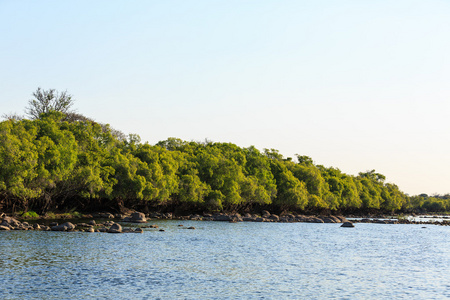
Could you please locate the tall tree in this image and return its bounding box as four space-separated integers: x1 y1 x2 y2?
26 88 75 119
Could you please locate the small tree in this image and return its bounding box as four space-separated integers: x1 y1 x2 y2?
26 88 75 119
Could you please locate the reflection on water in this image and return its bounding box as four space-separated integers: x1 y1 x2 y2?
1 221 449 299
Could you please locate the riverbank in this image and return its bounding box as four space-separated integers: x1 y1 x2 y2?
1 210 449 233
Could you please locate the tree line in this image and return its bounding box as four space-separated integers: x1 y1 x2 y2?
0 89 448 215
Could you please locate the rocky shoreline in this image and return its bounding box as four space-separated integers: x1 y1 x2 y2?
1 211 449 233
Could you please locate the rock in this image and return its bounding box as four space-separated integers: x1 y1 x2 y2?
149 225 159 228
159 229 165 232
295 215 309 222
49 222 58 227
0 225 10 230
93 212 115 219
375 219 388 224
108 223 122 233
51 222 76 231
341 222 355 228
40 225 50 231
2 216 21 227
261 210 271 218
268 214 279 221
162 212 172 219
322 217 337 223
187 226 195 229
336 216 349 223
122 212 147 223
213 214 232 221
131 212 147 222
189 214 202 221
88 220 96 226
310 217 324 223
104 221 115 227
85 227 95 233
134 228 143 233
98 227 107 232
149 212 161 218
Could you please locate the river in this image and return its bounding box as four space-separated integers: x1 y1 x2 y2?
1 220 449 299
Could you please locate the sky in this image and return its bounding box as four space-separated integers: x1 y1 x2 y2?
1 0 449 196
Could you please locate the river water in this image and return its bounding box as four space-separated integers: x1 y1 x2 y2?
1 221 449 299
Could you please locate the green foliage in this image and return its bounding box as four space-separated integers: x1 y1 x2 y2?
0 89 438 214
21 211 39 219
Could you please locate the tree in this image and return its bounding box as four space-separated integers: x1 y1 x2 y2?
26 88 75 119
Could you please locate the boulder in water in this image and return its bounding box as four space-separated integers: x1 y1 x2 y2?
108 223 122 233
341 222 355 228
51 222 76 231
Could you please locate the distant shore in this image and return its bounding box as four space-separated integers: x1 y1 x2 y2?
1 211 449 233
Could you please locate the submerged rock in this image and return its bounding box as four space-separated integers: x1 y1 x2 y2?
341 222 355 228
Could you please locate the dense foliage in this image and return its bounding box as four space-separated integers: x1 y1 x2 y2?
1 91 448 214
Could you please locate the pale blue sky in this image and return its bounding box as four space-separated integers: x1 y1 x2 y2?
1 0 449 195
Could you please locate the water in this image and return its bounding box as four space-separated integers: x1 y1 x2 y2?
1 221 449 299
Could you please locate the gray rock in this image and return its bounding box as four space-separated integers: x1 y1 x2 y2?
123 212 147 223
51 222 76 231
104 221 115 227
213 214 232 221
268 214 280 221
322 217 337 223
341 222 355 228
93 212 115 219
2 216 21 227
189 214 202 221
88 220 96 226
261 210 271 218
311 217 324 223
162 212 173 219
108 223 122 233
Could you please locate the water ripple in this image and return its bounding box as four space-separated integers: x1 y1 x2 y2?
0 222 449 299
